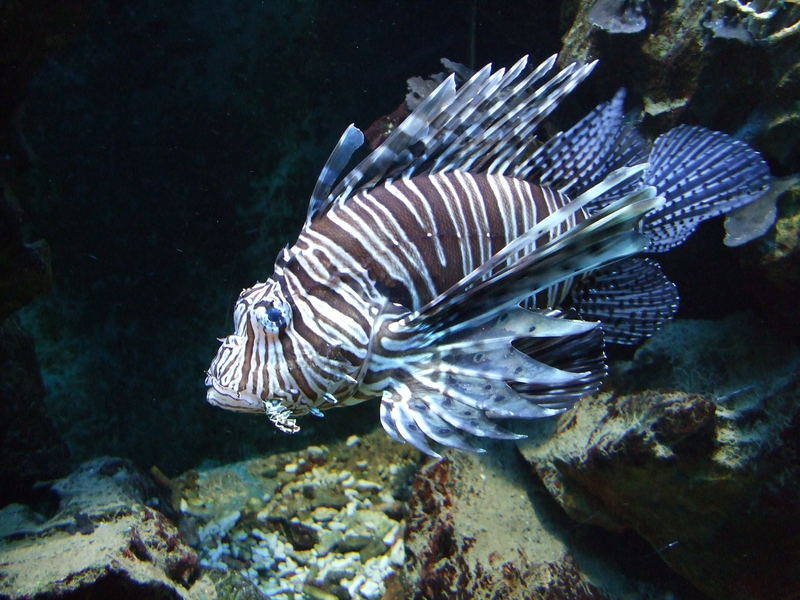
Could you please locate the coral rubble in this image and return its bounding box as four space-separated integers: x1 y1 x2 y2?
173 428 420 600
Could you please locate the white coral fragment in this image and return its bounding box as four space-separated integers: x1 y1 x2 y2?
705 0 800 43
724 174 800 246
589 0 648 34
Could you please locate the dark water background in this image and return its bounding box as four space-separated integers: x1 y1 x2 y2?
9 1 557 474
4 0 794 477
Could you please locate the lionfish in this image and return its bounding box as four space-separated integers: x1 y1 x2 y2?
206 55 772 457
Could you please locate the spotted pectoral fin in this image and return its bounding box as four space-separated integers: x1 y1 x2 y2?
373 307 604 457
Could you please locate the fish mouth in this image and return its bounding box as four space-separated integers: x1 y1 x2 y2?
204 375 263 413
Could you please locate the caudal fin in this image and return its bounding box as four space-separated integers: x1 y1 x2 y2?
639 125 773 252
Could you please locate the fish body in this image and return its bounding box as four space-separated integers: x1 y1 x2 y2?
304 173 581 313
206 55 772 456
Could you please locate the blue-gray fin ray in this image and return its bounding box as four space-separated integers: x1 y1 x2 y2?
417 344 585 387
639 125 773 252
581 122 650 208
380 388 440 457
326 74 458 207
306 124 364 224
569 257 679 345
428 58 598 176
512 321 606 403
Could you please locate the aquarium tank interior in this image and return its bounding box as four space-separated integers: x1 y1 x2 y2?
1 1 799 599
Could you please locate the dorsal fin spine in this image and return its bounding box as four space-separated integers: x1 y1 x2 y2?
308 54 600 219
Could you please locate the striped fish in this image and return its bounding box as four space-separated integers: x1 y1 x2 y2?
206 55 772 457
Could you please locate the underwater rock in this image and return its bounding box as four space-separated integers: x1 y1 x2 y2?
610 312 800 395
560 0 800 150
714 172 800 333
703 0 800 45
0 316 69 506
0 457 214 599
738 183 800 332
518 316 800 600
760 184 800 264
401 443 697 599
620 1 708 124
402 446 608 599
588 0 648 34
561 0 710 126
558 0 799 325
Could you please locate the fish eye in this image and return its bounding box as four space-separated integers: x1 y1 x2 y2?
253 299 290 333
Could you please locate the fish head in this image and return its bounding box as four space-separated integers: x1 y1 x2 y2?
205 278 304 431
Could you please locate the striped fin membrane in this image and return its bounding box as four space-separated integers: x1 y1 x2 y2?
521 88 648 194
569 257 679 345
307 124 364 223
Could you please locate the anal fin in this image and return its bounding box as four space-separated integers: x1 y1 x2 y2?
570 257 679 344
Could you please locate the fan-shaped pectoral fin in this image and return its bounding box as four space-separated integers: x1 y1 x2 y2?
372 305 605 456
